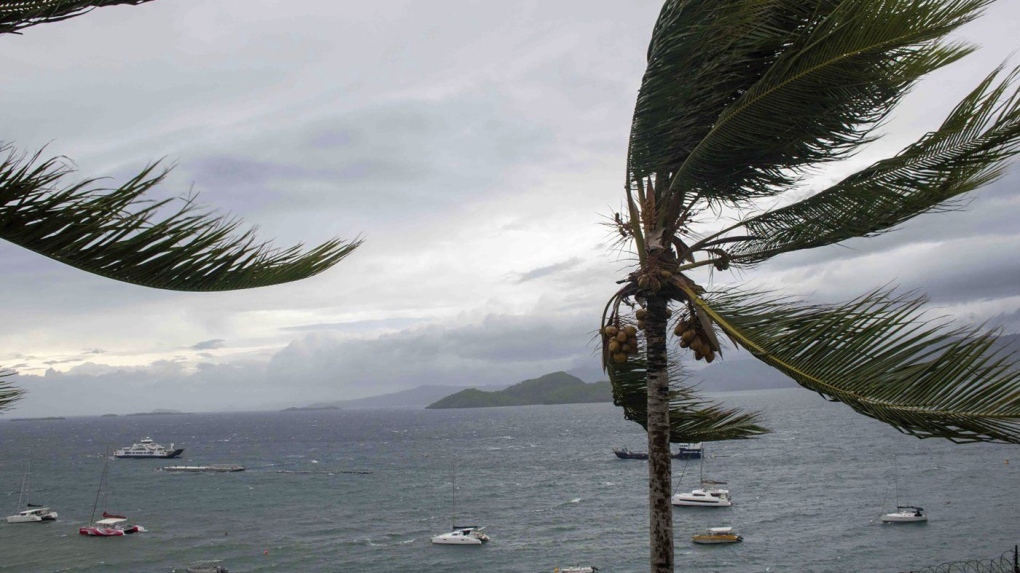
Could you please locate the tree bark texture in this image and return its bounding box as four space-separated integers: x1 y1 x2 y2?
645 293 674 573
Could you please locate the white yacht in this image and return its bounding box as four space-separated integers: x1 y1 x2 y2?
672 483 732 507
672 444 732 507
881 506 927 523
7 507 58 523
6 459 57 523
114 437 184 458
431 525 490 545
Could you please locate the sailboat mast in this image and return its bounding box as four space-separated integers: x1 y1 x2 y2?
15 462 28 510
89 452 109 525
700 445 705 485
451 458 457 529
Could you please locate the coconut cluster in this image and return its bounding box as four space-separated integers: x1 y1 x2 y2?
674 318 718 363
604 324 640 365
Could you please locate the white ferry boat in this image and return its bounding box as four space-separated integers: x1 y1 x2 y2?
114 437 184 459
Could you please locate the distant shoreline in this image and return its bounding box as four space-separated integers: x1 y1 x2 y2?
8 416 65 422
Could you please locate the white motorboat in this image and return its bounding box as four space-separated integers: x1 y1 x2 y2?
6 459 58 523
430 525 490 545
114 437 184 458
554 567 599 572
881 505 927 523
692 526 743 545
672 483 732 507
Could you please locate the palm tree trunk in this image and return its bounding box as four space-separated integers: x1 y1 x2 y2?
645 293 674 573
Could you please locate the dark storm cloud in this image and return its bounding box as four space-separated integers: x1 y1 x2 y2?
264 312 599 398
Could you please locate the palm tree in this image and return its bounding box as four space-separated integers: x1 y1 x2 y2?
601 1 1020 571
0 0 361 412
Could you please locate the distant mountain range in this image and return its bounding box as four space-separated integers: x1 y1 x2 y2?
285 354 820 411
283 333 1020 411
286 383 512 411
426 371 612 409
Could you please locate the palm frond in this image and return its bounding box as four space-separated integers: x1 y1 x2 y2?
629 0 990 212
0 0 153 34
608 356 768 443
687 286 1020 444
629 0 806 205
0 368 23 413
728 66 1020 266
0 145 361 291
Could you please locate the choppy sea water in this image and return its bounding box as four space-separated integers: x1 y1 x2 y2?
0 388 1017 573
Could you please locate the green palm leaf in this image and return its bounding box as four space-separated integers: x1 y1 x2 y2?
631 0 989 212
687 286 1020 443
608 355 768 443
0 369 23 413
0 0 154 34
0 147 360 291
727 66 1020 266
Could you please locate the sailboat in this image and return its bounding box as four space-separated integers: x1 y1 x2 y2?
880 457 927 523
79 452 145 536
671 444 732 507
430 460 489 545
5 458 58 523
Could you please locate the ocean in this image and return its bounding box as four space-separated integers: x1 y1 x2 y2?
0 388 1017 573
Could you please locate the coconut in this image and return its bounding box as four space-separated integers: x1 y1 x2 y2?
689 338 704 353
694 349 704 361
681 329 696 343
704 350 715 364
605 325 619 337
608 340 620 353
613 352 628 364
636 308 647 320
624 325 637 336
616 331 628 343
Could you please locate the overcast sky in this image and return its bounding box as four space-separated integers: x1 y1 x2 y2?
2 1 1018 417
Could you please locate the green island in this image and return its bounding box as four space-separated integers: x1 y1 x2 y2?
426 371 611 409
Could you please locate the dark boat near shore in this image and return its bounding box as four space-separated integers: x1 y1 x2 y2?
613 447 648 460
613 443 702 460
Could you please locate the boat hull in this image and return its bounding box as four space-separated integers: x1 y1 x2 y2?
114 448 184 459
431 535 484 545
881 513 927 523
692 534 742 545
161 465 244 472
430 528 489 545
672 497 732 507
6 509 57 523
79 525 142 536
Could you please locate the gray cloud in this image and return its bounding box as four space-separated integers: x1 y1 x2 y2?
190 339 226 351
514 257 583 283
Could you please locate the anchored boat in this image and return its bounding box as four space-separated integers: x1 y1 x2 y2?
692 526 743 545
114 437 184 459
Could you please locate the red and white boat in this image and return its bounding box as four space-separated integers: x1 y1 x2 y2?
79 516 144 536
79 455 146 537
